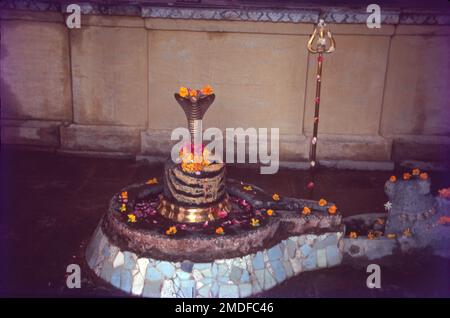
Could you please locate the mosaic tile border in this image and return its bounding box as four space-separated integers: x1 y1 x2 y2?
86 225 344 298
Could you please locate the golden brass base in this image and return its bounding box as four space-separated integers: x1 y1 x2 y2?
157 195 231 223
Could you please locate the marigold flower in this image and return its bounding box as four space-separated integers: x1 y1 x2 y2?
272 193 280 201
189 89 198 97
243 185 253 191
250 218 260 227
201 85 213 95
349 231 358 239
179 86 189 98
215 227 224 235
328 205 337 215
419 172 428 180
146 177 158 185
438 216 450 225
120 204 127 213
166 226 177 235
127 214 137 223
403 172 411 180
389 175 397 182
266 209 274 216
318 198 327 207
412 168 420 176
302 206 311 215
438 188 450 199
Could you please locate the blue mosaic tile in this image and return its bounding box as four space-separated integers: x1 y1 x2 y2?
198 284 211 297
283 260 294 278
263 270 276 290
180 261 194 273
193 263 211 271
314 234 338 249
100 262 113 282
241 270 250 283
156 261 175 278
211 263 218 276
176 270 191 280
239 283 252 297
326 245 342 266
219 284 239 298
123 251 135 270
270 260 286 283
252 252 264 270
230 266 242 284
300 244 312 256
217 264 228 276
254 269 265 287
146 266 163 281
267 245 283 260
111 268 121 289
180 280 195 298
202 277 213 285
102 244 110 258
120 269 132 293
303 251 317 270
142 280 162 297
211 281 219 297
286 239 297 258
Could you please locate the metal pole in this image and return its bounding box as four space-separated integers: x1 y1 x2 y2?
306 20 335 197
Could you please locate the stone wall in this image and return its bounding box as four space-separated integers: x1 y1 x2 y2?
1 2 449 164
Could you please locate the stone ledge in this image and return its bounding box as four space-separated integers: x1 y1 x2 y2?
0 119 62 147
391 135 450 162
60 124 143 153
1 1 449 25
313 134 392 161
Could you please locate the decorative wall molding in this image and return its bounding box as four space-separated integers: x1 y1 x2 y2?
1 0 449 25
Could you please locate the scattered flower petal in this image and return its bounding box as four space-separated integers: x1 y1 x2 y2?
318 198 327 207
302 206 311 215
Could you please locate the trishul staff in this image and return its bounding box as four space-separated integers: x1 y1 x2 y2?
306 19 336 195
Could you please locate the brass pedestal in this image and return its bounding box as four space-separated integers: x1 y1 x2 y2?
157 195 231 223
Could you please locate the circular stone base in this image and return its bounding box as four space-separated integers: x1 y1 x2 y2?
85 180 344 297
86 225 344 298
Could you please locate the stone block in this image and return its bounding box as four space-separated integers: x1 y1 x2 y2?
60 124 141 153
1 19 72 121
304 35 390 135
147 30 308 135
392 135 450 162
381 34 450 137
70 25 147 126
0 120 62 147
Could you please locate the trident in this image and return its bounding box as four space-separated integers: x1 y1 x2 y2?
306 19 336 195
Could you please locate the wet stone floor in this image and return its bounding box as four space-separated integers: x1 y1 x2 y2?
0 149 449 297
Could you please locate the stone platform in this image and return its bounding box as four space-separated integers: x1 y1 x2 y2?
85 180 344 297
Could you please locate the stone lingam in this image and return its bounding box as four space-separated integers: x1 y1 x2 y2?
85 86 344 298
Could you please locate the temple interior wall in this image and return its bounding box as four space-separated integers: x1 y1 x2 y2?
1 9 449 164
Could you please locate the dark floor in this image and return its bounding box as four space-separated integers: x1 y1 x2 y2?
0 149 449 297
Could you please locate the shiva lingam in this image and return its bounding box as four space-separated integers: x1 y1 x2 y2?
158 86 231 223
85 22 345 298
